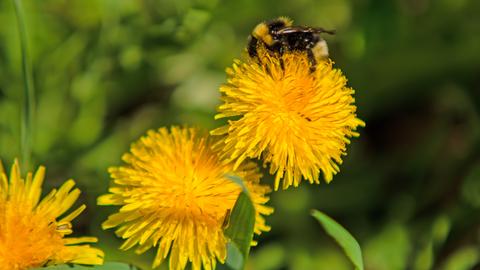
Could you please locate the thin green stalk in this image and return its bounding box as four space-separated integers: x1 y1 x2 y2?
13 0 35 170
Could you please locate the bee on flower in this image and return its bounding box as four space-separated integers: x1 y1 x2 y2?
211 17 365 190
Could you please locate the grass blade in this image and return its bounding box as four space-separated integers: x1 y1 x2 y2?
13 0 35 170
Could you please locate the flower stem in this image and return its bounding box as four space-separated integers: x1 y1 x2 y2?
13 0 35 170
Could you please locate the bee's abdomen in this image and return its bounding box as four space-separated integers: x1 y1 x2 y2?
283 32 319 51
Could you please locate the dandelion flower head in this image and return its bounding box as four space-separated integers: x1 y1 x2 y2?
98 126 273 270
0 160 104 270
211 46 365 190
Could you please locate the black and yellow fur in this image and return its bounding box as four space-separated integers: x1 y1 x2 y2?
248 17 335 70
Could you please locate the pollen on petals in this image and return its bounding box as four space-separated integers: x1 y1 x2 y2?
98 126 273 270
212 49 365 190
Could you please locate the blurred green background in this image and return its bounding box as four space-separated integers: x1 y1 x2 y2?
1 0 480 269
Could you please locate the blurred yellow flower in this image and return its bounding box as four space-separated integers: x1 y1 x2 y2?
98 126 273 270
211 49 364 190
0 160 104 270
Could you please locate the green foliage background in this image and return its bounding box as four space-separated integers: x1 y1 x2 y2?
1 0 480 269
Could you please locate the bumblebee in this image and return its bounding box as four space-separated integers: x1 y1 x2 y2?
248 17 335 70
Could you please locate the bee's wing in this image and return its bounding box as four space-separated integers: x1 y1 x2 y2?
314 28 336 35
276 26 312 34
277 26 335 35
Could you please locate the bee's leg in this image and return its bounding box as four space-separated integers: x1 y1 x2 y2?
247 36 259 59
278 46 285 70
307 49 317 72
248 36 266 70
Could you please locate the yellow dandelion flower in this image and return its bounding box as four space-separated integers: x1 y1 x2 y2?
98 126 273 270
211 48 365 190
0 160 104 270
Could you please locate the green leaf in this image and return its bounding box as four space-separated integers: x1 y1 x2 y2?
461 164 480 208
226 241 244 270
34 262 140 270
413 241 433 270
441 246 479 270
249 243 286 270
364 223 411 270
224 175 256 270
226 174 250 195
311 210 364 270
414 215 452 270
431 215 451 247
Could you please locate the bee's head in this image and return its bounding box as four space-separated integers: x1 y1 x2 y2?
266 17 293 32
252 22 274 46
252 17 293 46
